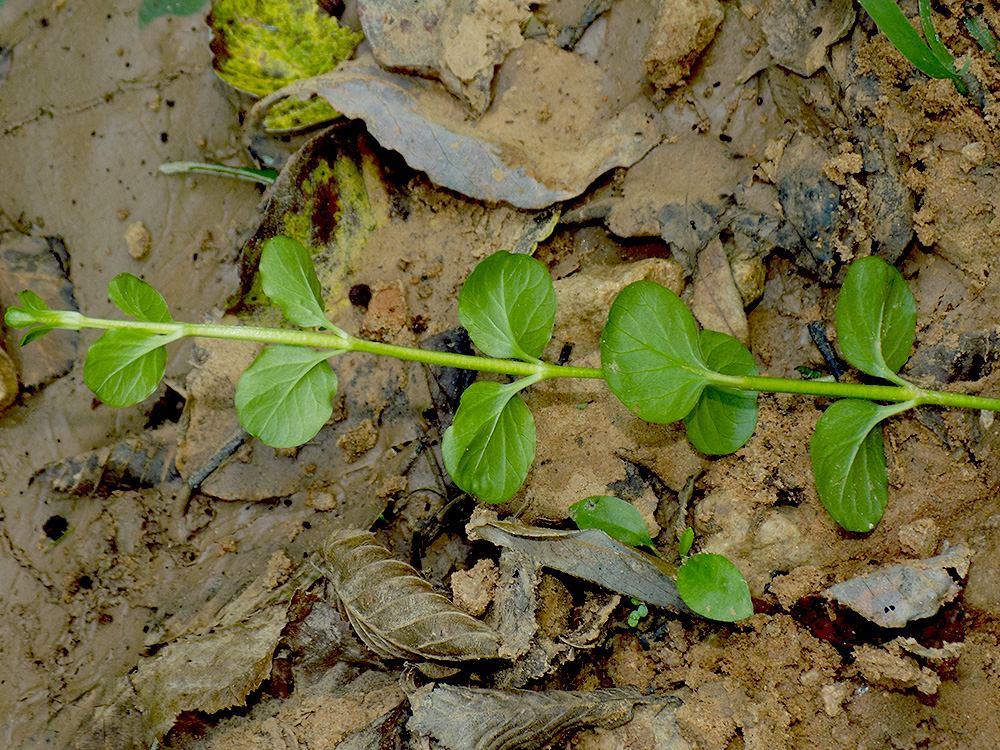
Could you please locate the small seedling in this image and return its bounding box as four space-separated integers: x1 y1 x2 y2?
858 0 972 94
7 238 1000 537
627 599 649 628
571 498 752 621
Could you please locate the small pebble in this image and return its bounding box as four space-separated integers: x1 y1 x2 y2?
962 141 986 165
124 221 151 260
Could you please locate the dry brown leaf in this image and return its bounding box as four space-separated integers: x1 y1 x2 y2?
323 529 501 662
468 517 689 613
247 46 666 209
408 684 644 750
825 544 972 628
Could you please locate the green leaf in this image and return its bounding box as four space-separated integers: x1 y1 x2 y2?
676 553 753 622
442 381 535 504
856 0 963 82
678 527 694 557
84 330 171 407
684 330 759 455
810 399 895 532
138 0 207 28
19 324 59 346
457 252 557 362
15 289 50 314
601 281 709 423
108 274 172 323
235 345 340 449
836 256 916 382
208 0 364 132
260 236 331 328
570 496 655 549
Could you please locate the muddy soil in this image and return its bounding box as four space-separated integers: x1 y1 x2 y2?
3 1 1000 749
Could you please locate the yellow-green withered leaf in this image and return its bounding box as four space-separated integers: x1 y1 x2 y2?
208 0 364 132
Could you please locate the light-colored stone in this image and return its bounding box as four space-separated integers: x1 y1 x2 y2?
643 0 724 90
124 220 151 260
898 518 940 558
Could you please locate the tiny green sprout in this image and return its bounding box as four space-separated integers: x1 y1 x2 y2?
7 238 1000 538
857 0 972 94
678 527 694 558
570 497 752 622
627 598 649 628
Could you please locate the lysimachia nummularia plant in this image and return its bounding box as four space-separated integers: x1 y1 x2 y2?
8 238 1000 618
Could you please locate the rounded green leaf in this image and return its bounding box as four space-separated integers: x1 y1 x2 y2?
684 330 759 455
235 345 339 448
84 329 170 407
457 252 557 362
676 553 753 622
836 256 916 381
810 399 893 532
600 281 709 423
260 236 330 329
108 273 172 323
569 496 655 549
442 381 535 504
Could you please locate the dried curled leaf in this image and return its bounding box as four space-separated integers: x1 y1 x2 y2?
469 517 689 613
408 685 644 750
323 530 501 662
824 544 972 628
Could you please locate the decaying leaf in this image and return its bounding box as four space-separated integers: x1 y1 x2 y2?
468 516 689 613
323 529 501 662
337 701 409 750
825 544 972 628
246 44 666 209
408 684 644 750
77 605 287 746
235 125 391 315
208 0 364 132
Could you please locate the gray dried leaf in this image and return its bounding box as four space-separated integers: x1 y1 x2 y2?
323 530 501 662
468 518 689 613
408 685 643 750
247 46 665 209
825 544 972 628
78 605 288 747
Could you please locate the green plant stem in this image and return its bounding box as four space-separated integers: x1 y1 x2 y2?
52 313 605 381
711 372 1000 412
27 313 1000 411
